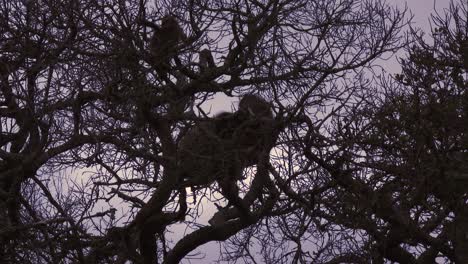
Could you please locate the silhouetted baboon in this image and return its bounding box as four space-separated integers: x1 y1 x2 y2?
178 111 245 187
198 48 215 73
235 94 274 165
149 15 186 78
177 94 275 219
238 94 273 119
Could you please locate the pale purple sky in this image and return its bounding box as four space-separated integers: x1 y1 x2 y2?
391 0 451 28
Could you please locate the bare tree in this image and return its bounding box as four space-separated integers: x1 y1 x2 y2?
320 2 468 263
0 0 411 263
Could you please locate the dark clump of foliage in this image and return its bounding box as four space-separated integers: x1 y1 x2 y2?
0 0 467 263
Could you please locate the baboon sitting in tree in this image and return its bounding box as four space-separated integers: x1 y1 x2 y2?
198 48 216 74
178 94 275 218
149 15 186 78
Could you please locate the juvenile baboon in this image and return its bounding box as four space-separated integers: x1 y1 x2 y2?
199 48 215 73
149 15 186 78
235 94 274 165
